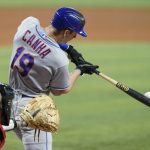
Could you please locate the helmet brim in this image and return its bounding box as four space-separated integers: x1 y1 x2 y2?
78 30 87 37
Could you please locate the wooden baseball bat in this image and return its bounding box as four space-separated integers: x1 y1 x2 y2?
94 70 150 107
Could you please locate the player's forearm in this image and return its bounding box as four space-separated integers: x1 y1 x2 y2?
69 69 81 89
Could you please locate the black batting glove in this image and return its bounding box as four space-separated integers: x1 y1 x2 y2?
59 43 88 66
66 45 86 66
59 44 100 75
77 63 99 75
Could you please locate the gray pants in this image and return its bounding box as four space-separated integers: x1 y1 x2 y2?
12 92 52 150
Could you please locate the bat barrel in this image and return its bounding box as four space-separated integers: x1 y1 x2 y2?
95 70 150 108
126 88 150 107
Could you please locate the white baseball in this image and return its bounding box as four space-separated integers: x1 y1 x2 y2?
144 92 150 98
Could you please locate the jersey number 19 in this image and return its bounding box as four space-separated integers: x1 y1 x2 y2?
11 47 34 77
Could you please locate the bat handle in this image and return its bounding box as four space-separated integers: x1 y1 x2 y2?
94 70 118 86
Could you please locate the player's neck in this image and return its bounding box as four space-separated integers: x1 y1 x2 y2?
44 26 57 41
44 26 65 44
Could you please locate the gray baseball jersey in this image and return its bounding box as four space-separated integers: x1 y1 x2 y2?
9 16 69 96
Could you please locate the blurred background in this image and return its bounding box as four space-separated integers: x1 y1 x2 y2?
0 0 150 150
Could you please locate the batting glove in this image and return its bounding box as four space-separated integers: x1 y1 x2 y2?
59 44 85 66
77 63 99 75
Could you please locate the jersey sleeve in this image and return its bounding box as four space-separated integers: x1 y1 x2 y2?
49 65 70 90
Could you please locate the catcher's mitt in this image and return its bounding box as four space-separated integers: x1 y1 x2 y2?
20 95 59 133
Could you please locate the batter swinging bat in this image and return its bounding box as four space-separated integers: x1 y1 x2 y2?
94 70 150 107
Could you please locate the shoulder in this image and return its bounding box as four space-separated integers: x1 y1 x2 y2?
21 16 40 26
17 16 40 31
14 16 41 39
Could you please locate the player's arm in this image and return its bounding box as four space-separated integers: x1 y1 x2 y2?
51 44 99 96
51 62 99 96
61 62 99 94
50 69 81 95
50 64 81 96
59 43 85 66
59 43 99 75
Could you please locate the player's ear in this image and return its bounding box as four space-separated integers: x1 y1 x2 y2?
63 29 72 38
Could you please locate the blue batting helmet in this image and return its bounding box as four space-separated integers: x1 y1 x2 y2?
51 7 87 37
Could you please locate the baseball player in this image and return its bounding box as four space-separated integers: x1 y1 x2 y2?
8 7 99 150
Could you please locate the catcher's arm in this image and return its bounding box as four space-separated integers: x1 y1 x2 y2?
0 92 5 146
0 83 14 125
0 124 6 148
